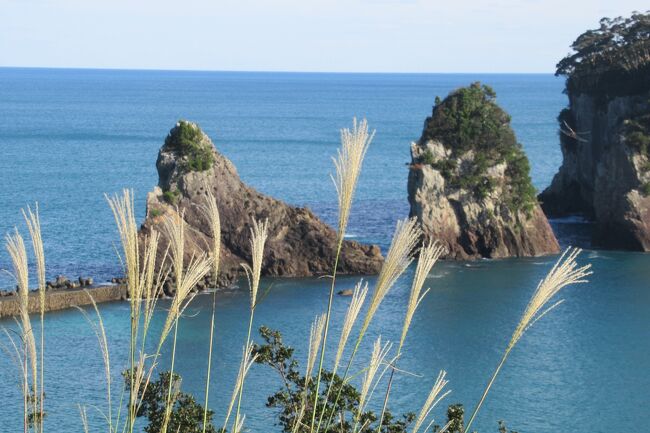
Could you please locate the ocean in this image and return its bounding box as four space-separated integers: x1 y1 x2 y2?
0 68 648 432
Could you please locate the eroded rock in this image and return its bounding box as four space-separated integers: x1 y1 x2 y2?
140 121 384 288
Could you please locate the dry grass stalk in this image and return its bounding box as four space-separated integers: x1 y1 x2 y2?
305 314 327 383
22 204 47 433
107 190 173 433
241 218 269 310
199 189 222 433
310 118 374 433
411 370 450 433
233 218 270 431
319 218 421 433
203 293 218 433
376 240 444 429
360 218 420 338
357 337 392 414
289 314 327 433
464 247 592 432
233 414 246 433
5 229 39 432
106 190 141 301
400 241 444 350
332 118 374 238
200 189 222 283
76 292 112 433
334 281 368 371
159 209 213 347
159 209 213 433
223 343 258 432
1 326 30 431
79 404 90 433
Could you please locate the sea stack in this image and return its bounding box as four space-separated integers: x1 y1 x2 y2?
539 12 650 250
408 83 560 259
140 120 383 288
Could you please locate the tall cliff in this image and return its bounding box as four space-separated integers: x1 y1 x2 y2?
408 83 559 259
539 12 650 250
140 121 383 289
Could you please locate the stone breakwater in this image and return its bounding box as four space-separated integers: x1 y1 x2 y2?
0 285 127 319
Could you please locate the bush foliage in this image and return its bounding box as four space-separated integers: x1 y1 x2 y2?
252 326 416 433
164 120 215 172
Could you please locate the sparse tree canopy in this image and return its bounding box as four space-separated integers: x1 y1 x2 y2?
556 11 650 94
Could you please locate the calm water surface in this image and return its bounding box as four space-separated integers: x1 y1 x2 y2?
0 69 648 432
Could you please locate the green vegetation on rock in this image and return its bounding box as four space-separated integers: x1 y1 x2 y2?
623 99 650 195
163 189 181 205
419 82 537 213
164 120 215 172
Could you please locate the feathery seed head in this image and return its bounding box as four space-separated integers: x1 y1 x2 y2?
400 241 445 350
411 370 450 433
223 343 258 431
242 218 269 309
159 209 213 346
358 336 392 412
361 218 421 336
509 247 592 350
5 230 29 296
332 118 374 238
334 281 368 370
106 190 141 297
5 229 38 399
305 314 327 383
200 189 222 283
22 204 46 294
162 209 187 289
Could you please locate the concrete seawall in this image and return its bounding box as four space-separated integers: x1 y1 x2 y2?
0 285 127 318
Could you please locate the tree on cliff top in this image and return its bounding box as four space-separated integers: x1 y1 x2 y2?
419 82 537 213
556 11 650 93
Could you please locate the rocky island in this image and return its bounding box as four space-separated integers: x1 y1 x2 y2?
408 83 560 259
140 121 383 289
539 12 650 250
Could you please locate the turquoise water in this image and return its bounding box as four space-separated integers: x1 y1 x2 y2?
0 68 648 432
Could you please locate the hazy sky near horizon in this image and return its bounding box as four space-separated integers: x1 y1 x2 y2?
2 0 648 73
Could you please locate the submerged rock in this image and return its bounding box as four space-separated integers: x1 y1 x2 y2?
539 13 650 250
140 120 383 288
408 83 559 259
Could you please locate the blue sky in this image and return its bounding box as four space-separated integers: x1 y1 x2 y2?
1 0 648 73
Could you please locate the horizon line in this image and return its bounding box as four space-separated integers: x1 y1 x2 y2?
0 65 559 75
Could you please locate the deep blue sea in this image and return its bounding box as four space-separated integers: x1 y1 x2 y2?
0 68 648 433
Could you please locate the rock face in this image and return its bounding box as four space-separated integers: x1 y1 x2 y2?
140 121 383 288
538 13 650 250
408 83 560 259
538 93 650 249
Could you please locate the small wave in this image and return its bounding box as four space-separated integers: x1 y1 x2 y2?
549 215 592 224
